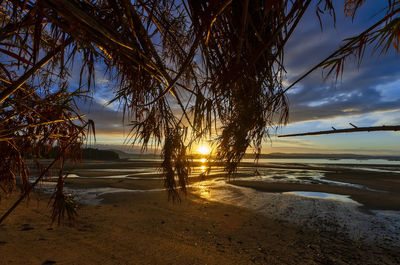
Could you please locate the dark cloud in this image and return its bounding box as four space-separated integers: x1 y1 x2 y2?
284 1 400 123
74 1 400 139
76 98 126 135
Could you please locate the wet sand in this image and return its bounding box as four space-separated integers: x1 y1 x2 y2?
1 160 400 264
229 180 400 210
1 190 399 265
324 169 400 193
229 163 400 210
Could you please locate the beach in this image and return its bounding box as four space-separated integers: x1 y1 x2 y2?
3 1 400 264
1 159 400 264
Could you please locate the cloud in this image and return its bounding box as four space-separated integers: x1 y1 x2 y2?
283 1 400 124
76 98 126 136
67 1 399 155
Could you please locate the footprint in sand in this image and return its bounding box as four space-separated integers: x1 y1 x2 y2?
21 224 34 231
42 260 56 265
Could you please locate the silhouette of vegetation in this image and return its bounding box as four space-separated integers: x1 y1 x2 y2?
30 146 119 160
1 0 400 222
279 125 400 137
82 148 119 160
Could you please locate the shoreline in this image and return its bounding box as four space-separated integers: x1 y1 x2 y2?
1 190 399 264
229 180 400 211
2 159 400 264
61 160 400 211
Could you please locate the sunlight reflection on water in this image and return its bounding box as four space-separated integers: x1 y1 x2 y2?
196 182 211 199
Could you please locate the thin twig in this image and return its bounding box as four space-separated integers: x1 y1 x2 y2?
279 125 400 137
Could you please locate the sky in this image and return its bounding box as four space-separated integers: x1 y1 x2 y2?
76 1 400 155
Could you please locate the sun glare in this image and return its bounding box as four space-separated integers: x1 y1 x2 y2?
197 144 211 155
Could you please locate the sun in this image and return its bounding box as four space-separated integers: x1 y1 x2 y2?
197 144 211 155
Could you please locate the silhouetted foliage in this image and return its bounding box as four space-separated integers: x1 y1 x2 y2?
82 148 119 160
1 0 400 221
